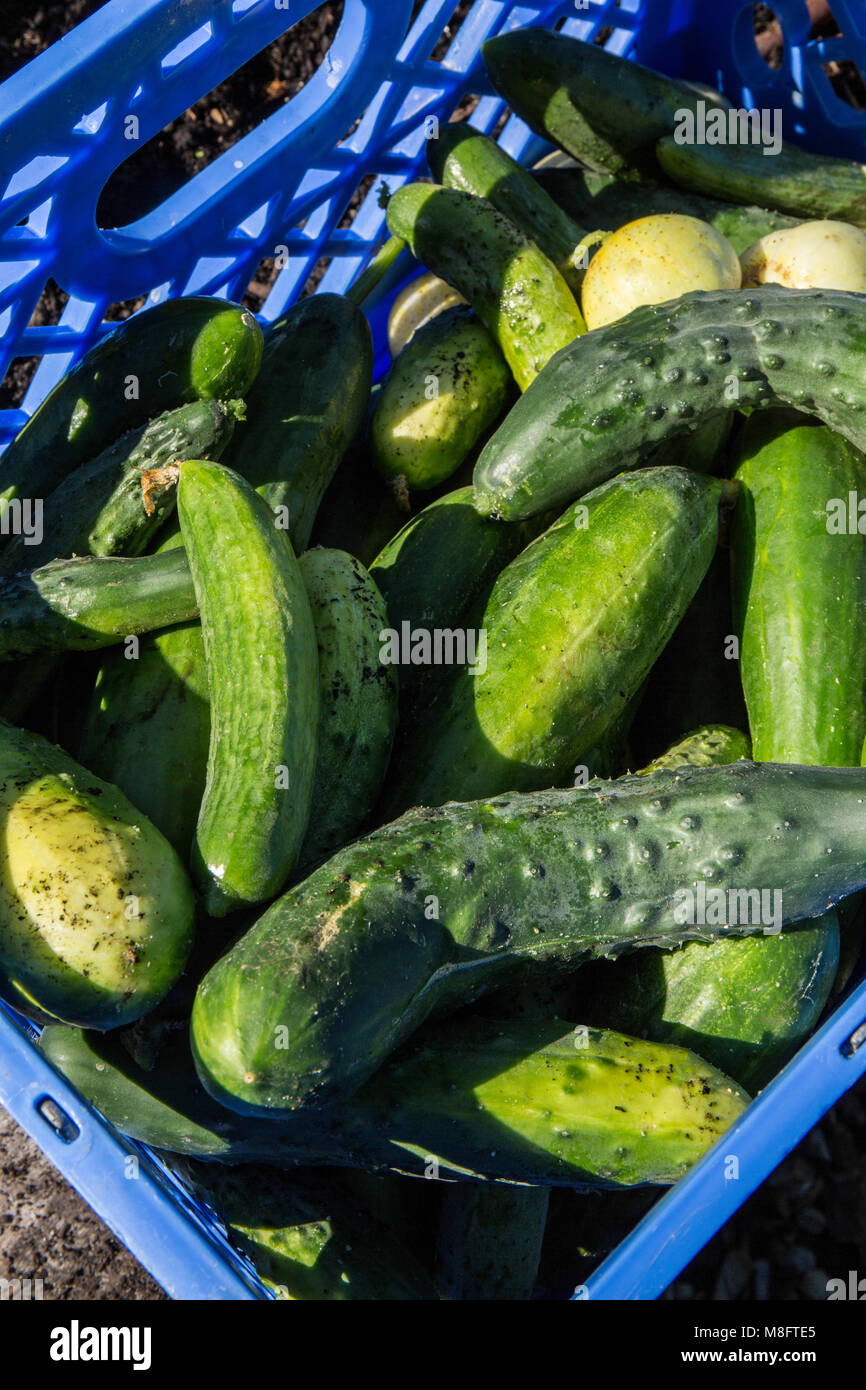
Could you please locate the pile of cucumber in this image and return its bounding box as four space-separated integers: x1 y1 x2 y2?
5 26 866 1299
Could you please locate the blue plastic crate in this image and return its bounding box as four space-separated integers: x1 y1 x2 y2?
1 0 866 1301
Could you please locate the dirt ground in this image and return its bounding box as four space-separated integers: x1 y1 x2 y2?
0 1109 164 1300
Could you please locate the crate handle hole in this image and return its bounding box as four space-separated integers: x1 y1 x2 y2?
841 1020 866 1058
753 4 785 70
35 1095 80 1144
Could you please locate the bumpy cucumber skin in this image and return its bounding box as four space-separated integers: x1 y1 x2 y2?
369 484 543 713
78 528 209 861
482 27 728 180
535 167 800 257
599 705 840 1090
295 549 397 874
428 125 588 295
0 720 193 1029
386 183 586 391
382 467 724 815
45 1015 746 1187
657 135 866 226
0 298 262 510
371 306 512 490
222 293 372 552
474 286 866 521
178 460 319 915
435 1185 548 1301
0 547 196 660
184 1165 438 1301
0 400 241 575
190 760 866 1112
732 413 866 765
637 724 750 775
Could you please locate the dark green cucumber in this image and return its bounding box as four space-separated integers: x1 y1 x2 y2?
482 27 728 180
368 484 543 713
0 297 262 511
629 549 748 768
732 412 866 765
428 125 589 295
308 391 409 567
177 460 318 915
382 467 726 815
0 547 195 660
371 306 512 491
41 1017 747 1187
295 548 397 874
78 533 208 860
657 134 866 226
181 1164 438 1301
386 183 586 391
535 166 800 256
435 1185 548 1301
473 287 866 521
191 759 866 1112
637 724 751 775
221 293 372 552
0 719 193 1029
0 399 243 575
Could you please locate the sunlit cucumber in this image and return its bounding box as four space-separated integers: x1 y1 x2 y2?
191 760 866 1112
428 124 590 294
177 461 319 915
371 306 512 492
473 287 866 521
382 467 727 815
386 182 586 391
42 1016 748 1187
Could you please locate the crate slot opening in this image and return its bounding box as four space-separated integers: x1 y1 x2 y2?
95 2 345 230
35 1095 80 1145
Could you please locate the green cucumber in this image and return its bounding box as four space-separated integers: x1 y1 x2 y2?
629 549 748 767
0 547 195 660
370 306 512 491
428 124 589 294
435 1185 548 1301
0 297 262 511
535 167 800 256
473 287 866 521
382 467 727 815
41 1017 748 1187
177 460 318 915
0 399 243 576
656 134 866 227
295 548 397 874
592 720 840 1091
482 27 728 180
732 411 866 765
190 759 866 1113
78 533 209 860
587 915 840 1095
181 1164 438 1301
637 724 751 775
385 183 586 391
368 484 543 713
221 293 372 552
0 719 193 1029
308 401 409 567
